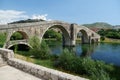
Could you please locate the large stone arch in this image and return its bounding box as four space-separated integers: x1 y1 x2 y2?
77 29 89 43
41 25 71 46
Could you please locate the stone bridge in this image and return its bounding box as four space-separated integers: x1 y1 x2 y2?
0 20 100 49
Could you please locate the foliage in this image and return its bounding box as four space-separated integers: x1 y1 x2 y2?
55 49 112 80
29 36 40 48
16 47 120 80
34 59 54 68
0 32 7 47
10 32 23 40
9 19 45 24
98 29 120 39
43 29 62 41
29 36 51 59
100 36 105 41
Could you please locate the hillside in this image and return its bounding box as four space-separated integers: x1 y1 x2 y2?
9 19 45 24
82 22 113 29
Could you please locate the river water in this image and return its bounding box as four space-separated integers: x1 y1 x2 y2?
46 40 120 66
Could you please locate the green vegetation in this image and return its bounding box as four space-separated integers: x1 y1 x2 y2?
10 32 23 40
43 29 62 41
98 29 120 43
54 49 112 80
1 28 120 79
16 48 120 80
98 29 120 39
83 22 113 29
29 36 51 59
9 19 45 24
14 36 120 80
0 32 7 47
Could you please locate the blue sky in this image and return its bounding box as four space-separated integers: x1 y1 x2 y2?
0 0 120 25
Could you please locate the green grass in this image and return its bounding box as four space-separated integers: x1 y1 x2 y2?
0 32 7 47
34 59 54 68
15 51 120 80
100 38 120 43
15 53 54 68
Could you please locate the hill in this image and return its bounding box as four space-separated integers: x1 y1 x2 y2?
9 19 45 24
82 22 113 29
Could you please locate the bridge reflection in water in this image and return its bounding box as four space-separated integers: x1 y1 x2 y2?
46 40 99 57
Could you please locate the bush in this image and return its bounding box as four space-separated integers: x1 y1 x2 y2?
100 36 105 41
43 29 62 41
0 32 7 47
55 49 112 80
29 36 51 59
10 32 23 40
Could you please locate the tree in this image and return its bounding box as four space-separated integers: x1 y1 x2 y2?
43 29 62 41
29 36 51 59
10 32 23 40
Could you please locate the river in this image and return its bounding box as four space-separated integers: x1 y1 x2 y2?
45 40 120 66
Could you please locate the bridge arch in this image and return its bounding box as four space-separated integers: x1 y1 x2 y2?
10 31 29 40
77 29 89 43
41 25 71 46
8 42 31 50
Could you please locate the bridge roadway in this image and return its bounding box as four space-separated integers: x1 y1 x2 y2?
0 65 42 80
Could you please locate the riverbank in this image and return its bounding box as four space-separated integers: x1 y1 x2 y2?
100 38 120 43
15 51 120 80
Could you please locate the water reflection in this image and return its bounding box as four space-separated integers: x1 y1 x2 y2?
46 40 98 57
45 40 120 66
75 43 99 57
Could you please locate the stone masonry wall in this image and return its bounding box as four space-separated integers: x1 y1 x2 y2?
0 48 88 80
0 48 14 66
0 48 14 61
8 58 88 80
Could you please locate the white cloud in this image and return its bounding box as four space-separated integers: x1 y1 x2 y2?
0 10 29 24
31 14 52 21
0 10 51 24
31 14 48 20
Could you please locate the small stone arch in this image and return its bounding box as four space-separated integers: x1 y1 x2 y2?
10 31 29 40
91 39 95 43
77 29 89 43
41 25 71 46
8 42 31 50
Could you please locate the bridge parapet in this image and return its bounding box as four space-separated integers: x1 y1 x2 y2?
7 21 70 28
0 48 14 61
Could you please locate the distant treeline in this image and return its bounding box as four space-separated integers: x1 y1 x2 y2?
98 29 120 39
83 22 113 29
9 19 45 24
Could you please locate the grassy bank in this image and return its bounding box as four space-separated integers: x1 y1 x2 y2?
100 37 120 43
15 49 120 80
15 53 54 69
0 32 7 47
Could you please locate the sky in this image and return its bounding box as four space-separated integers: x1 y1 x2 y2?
0 0 120 25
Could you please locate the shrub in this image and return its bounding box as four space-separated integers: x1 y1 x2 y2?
0 32 7 47
55 49 112 80
10 32 23 40
100 36 105 41
29 36 51 59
